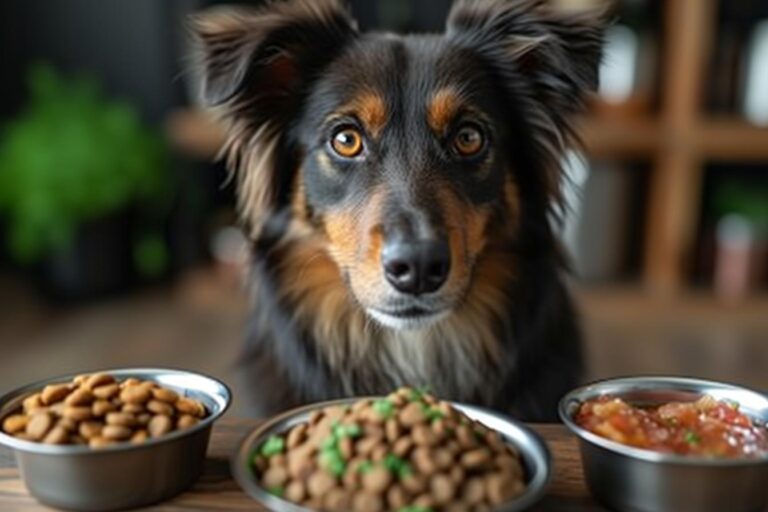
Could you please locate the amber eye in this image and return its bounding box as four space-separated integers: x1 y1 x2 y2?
453 124 485 157
331 127 364 158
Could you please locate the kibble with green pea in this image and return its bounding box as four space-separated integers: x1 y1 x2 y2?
251 387 526 511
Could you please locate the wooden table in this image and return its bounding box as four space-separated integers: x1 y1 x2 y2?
0 419 605 511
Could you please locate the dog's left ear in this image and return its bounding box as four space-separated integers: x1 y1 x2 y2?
447 0 604 123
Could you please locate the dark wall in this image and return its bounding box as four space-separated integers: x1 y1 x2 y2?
0 0 201 123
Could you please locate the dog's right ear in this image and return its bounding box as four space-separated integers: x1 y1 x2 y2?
191 0 357 118
191 1 357 235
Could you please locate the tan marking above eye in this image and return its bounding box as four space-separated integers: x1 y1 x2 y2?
331 127 364 158
453 124 485 156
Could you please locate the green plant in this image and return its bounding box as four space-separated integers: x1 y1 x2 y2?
0 64 171 275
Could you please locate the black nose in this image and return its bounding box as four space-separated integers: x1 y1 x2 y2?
382 239 451 295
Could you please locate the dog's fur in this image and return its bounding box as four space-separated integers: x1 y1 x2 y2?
193 0 603 421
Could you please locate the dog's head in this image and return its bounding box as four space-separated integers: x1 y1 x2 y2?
193 0 602 330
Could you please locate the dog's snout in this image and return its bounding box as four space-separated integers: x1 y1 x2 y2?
382 238 451 295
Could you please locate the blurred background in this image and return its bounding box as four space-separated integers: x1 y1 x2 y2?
0 0 767 417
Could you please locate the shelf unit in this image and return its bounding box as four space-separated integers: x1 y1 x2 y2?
166 0 768 296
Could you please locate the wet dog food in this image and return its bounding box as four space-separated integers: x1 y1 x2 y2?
2 373 207 448
251 388 527 511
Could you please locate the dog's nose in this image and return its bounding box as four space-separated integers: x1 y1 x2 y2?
382 239 451 295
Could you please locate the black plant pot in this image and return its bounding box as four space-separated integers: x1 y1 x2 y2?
35 211 134 302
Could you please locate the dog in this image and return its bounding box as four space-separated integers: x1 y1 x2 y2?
192 0 603 421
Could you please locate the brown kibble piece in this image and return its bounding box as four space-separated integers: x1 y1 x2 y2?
307 470 336 497
262 466 289 489
23 394 44 413
385 418 400 442
148 414 173 438
412 446 438 475
352 491 384 512
393 436 414 457
151 387 179 404
486 473 523 505
2 415 28 435
43 426 69 445
175 397 206 418
137 413 152 426
457 424 477 449
399 401 426 426
122 403 145 414
41 384 71 405
286 423 307 448
78 421 102 440
463 477 486 505
102 425 132 440
120 378 142 388
84 373 115 390
25 412 53 441
323 488 353 511
413 494 435 508
131 430 148 444
57 417 78 432
285 480 307 502
387 485 408 510
65 389 95 407
89 436 115 449
401 473 428 494
106 412 136 428
63 405 92 422
120 385 152 404
362 466 392 493
92 400 117 417
177 414 199 429
430 473 455 504
461 448 492 469
92 384 120 400
413 424 439 446
147 399 174 416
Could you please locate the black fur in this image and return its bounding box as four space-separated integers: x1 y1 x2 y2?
193 0 604 421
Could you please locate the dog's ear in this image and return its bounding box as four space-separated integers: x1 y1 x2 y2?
192 0 357 111
191 0 357 236
447 0 603 129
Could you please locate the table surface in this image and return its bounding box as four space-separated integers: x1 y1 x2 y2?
0 418 605 511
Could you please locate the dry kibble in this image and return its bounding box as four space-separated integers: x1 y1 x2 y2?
5 374 206 449
250 387 526 511
92 400 117 417
106 412 136 428
308 470 336 497
65 389 95 407
120 385 152 404
92 384 120 400
151 387 178 404
25 412 53 441
78 421 102 440
22 394 44 413
41 384 71 405
175 398 206 418
147 399 174 416
148 414 172 438
102 425 133 441
122 403 145 414
430 473 456 505
84 373 115 390
43 426 69 445
362 466 392 493
177 414 199 429
2 414 28 435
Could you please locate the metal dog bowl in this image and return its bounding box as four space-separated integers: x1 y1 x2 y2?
0 368 231 511
232 397 551 511
560 376 768 512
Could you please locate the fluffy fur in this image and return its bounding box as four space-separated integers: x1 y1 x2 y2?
193 0 604 421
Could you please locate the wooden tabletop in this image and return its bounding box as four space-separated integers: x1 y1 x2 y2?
0 418 606 511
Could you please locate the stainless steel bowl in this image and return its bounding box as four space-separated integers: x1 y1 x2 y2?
560 376 768 512
232 398 551 511
0 368 231 511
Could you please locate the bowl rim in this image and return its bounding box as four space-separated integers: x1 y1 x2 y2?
231 397 552 512
559 375 768 466
0 367 232 455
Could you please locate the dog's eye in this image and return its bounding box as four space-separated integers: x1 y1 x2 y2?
331 127 364 158
453 124 485 157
